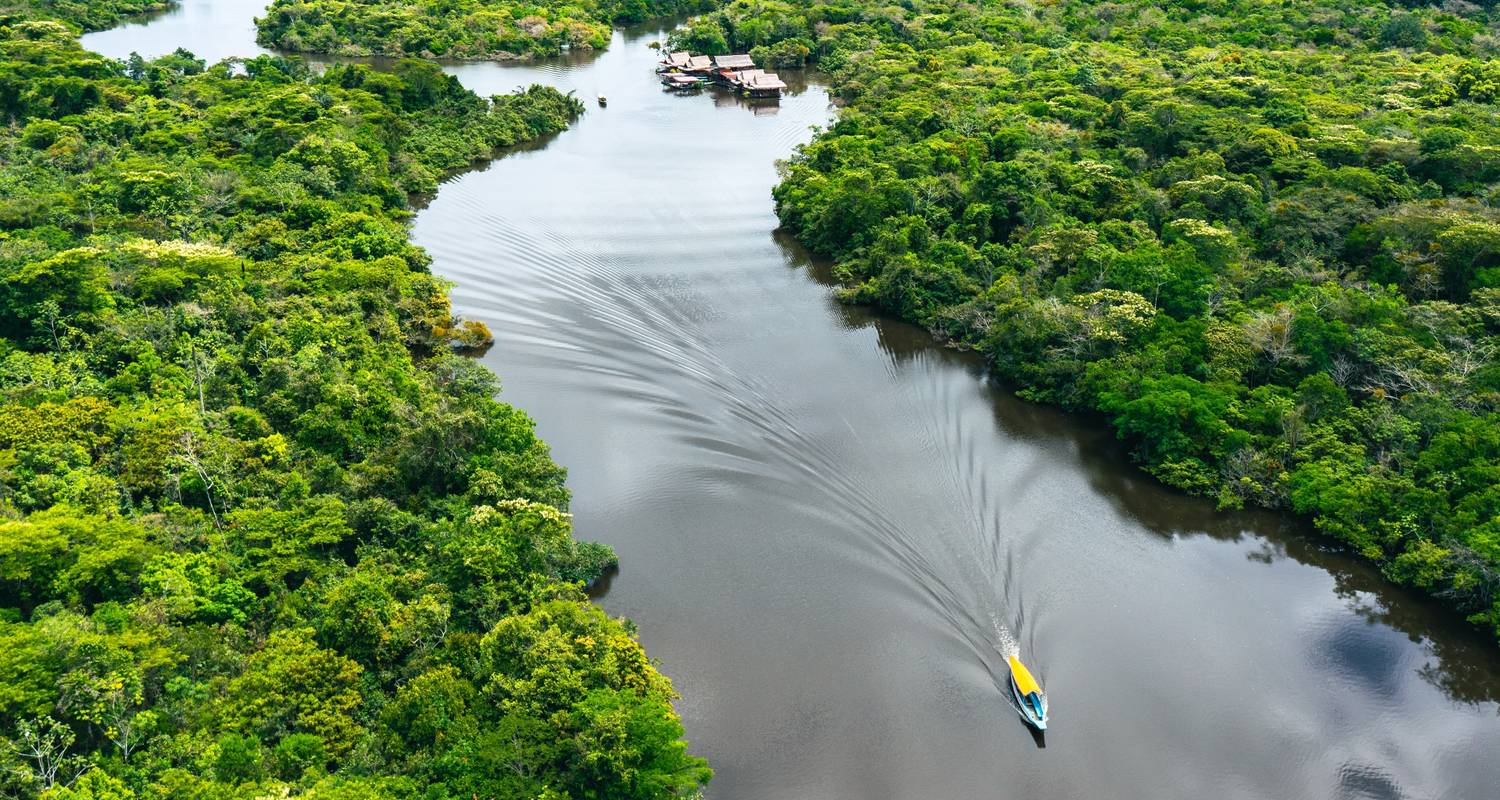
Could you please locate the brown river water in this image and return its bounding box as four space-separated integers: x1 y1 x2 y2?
84 6 1500 799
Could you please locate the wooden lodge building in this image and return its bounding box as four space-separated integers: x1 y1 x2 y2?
659 51 787 98
726 68 788 98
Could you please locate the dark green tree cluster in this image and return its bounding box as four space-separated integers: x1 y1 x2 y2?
0 0 171 32
254 0 716 60
677 0 1500 641
0 17 708 800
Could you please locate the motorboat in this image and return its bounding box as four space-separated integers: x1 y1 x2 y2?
1008 654 1048 730
597 94 607 106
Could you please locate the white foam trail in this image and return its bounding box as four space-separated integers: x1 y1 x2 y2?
994 615 1020 660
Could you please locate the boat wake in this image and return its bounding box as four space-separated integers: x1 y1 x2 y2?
899 358 1048 693
415 96 1046 729
994 615 1020 660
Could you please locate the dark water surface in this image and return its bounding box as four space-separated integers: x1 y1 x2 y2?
85 11 1500 800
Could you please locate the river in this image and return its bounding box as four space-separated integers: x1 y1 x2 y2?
83 6 1500 799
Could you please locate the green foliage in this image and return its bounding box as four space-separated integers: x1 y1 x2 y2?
567 688 714 800
0 510 155 610
755 0 1500 642
213 733 264 784
41 770 136 799
751 37 812 68
255 0 717 60
3 0 172 32
0 16 705 800
224 628 364 757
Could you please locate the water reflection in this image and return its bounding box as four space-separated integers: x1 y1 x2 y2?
81 0 271 63
785 228 1500 710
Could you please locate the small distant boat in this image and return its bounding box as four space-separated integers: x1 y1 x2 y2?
597 94 607 106
1008 655 1048 730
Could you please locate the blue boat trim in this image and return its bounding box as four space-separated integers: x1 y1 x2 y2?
1010 672 1050 730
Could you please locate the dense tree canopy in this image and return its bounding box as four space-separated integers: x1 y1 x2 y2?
701 0 1500 642
254 0 717 60
0 15 708 800
0 0 171 32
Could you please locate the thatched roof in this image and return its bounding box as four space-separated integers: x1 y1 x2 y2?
725 69 786 90
713 54 756 69
745 71 787 90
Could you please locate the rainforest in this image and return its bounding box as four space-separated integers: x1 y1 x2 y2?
255 0 718 60
244 0 1500 645
700 0 1500 642
0 3 710 799
7 0 1500 797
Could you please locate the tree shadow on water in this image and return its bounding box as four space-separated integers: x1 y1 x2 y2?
772 228 1500 709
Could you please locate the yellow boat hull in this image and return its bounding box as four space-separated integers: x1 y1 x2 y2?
1008 655 1048 730
1007 655 1041 695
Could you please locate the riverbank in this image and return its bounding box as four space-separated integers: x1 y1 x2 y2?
6 0 173 30
669 0 1500 646
254 0 715 61
405 24 1500 800
0 11 708 800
